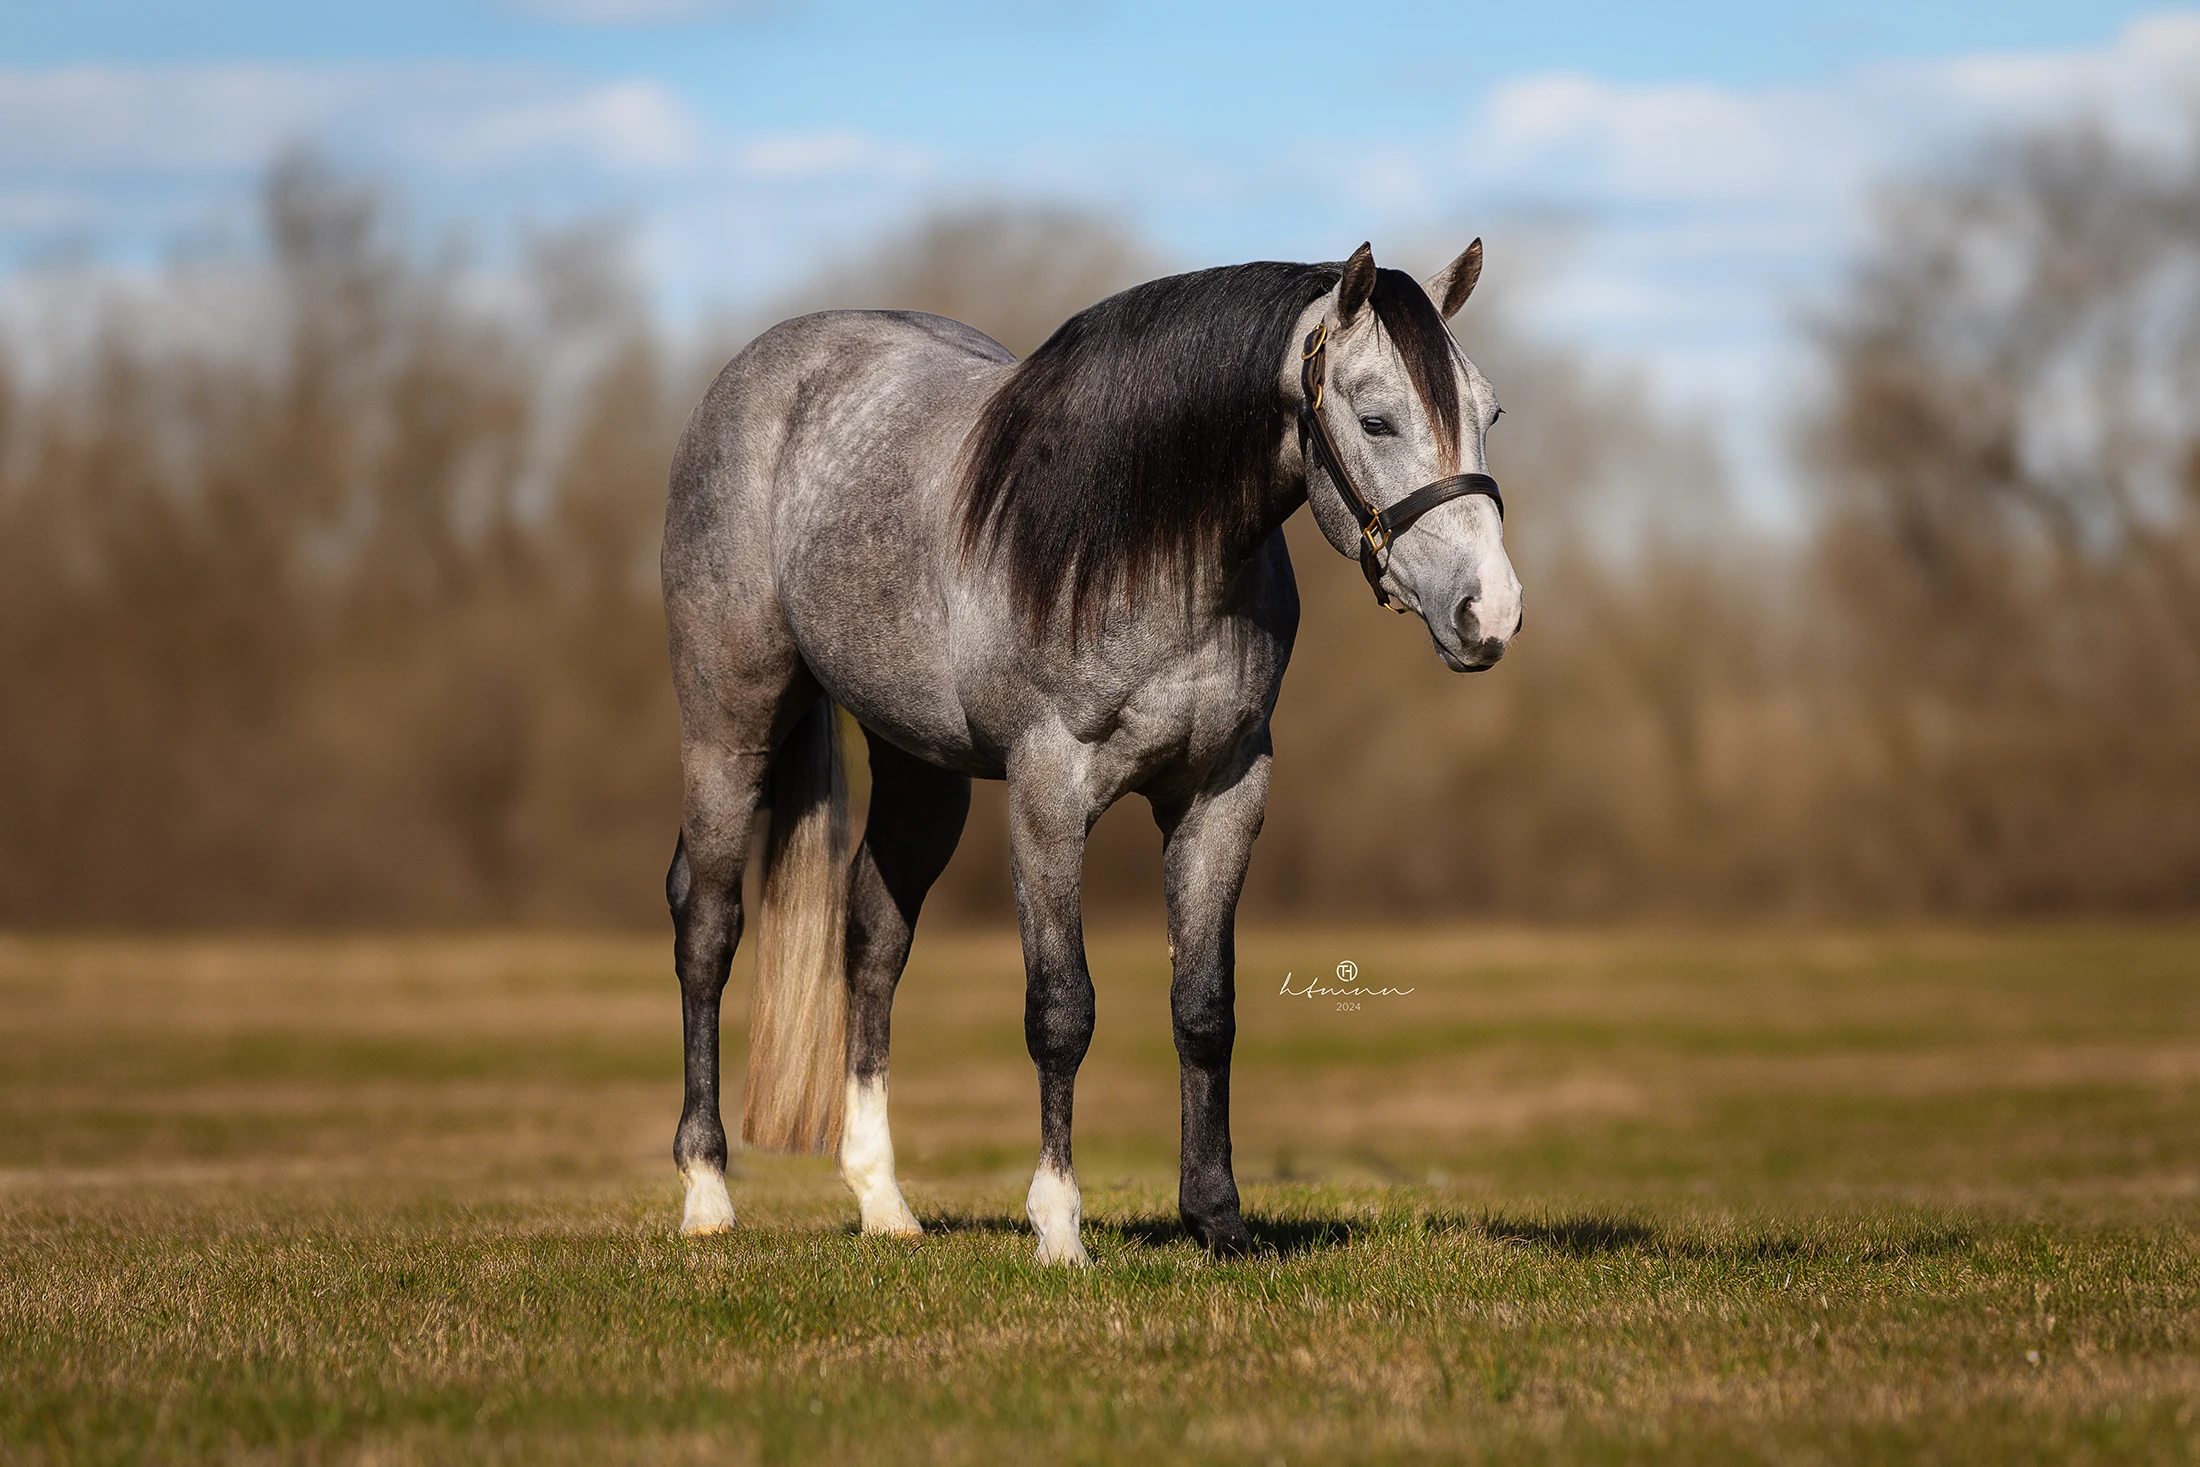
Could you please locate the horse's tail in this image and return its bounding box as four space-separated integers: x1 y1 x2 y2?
741 695 849 1154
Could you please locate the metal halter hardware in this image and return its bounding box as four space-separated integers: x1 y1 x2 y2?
1297 321 1504 613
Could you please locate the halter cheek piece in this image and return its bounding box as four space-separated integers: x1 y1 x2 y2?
1297 322 1504 613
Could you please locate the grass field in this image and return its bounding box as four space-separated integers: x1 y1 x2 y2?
4 925 2200 1464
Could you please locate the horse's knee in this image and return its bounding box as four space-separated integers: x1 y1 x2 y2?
1170 963 1236 1068
1171 1011 1235 1070
1025 975 1096 1070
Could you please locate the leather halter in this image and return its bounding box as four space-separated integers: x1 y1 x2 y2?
1297 321 1504 612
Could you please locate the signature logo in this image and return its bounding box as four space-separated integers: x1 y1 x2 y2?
1277 960 1415 999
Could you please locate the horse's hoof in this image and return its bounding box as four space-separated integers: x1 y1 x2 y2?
680 1168 738 1236
862 1216 924 1239
857 1193 924 1237
1027 1165 1086 1266
1186 1213 1253 1258
1034 1237 1092 1268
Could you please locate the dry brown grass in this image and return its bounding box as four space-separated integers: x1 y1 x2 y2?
5 927 2200 1464
6 922 2200 1195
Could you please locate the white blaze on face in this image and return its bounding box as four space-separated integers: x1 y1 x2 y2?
1384 351 1520 668
1462 503 1523 646
679 1165 737 1236
1466 363 1523 651
1026 1161 1089 1267
839 1074 922 1236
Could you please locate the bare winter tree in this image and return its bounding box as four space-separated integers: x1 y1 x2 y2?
1810 123 2200 910
5 127 2195 928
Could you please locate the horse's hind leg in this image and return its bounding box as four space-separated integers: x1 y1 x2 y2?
667 740 772 1235
839 731 970 1234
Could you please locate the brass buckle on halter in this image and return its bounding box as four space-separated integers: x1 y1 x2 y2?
1360 517 1389 558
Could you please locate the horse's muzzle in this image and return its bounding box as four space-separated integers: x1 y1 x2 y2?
1443 593 1517 671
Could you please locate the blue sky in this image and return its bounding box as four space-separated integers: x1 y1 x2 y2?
4 1 2198 513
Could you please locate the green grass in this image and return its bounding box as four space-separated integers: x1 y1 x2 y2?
4 926 2200 1463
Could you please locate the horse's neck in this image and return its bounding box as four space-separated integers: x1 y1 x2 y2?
1184 466 1308 621
1240 449 1313 564
1262 462 1311 539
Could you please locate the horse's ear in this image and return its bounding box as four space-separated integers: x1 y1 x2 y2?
1337 242 1377 325
1424 238 1482 320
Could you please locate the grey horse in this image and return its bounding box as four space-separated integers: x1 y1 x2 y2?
662 240 1520 1264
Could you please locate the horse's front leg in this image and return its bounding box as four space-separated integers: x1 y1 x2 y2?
1155 736 1270 1256
1007 750 1099 1267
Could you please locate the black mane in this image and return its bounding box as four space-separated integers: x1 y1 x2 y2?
957 259 1460 634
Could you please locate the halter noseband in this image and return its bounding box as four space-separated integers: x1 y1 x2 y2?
1297 321 1504 613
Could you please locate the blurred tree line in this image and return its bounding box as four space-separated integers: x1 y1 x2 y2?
3 123 2197 928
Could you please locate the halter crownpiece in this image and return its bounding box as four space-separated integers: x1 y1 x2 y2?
1297 322 1504 613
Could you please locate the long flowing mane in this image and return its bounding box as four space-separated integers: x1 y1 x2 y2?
957 260 1461 633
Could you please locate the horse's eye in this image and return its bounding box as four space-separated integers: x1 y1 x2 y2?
1359 415 1393 437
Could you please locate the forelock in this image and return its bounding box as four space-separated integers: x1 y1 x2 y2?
1366 267 1463 474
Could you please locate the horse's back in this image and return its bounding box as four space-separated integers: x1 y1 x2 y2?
665 309 1007 576
663 310 1012 764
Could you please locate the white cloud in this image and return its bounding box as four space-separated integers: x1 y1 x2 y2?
0 67 377 172
0 58 970 350
429 80 703 172
1461 13 2200 207
1350 13 2200 524
0 63 708 180
729 129 933 181
1478 76 1809 205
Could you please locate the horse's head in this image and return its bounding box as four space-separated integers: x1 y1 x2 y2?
1296 240 1521 672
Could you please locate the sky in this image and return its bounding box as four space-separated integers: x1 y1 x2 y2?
4 1 2199 517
